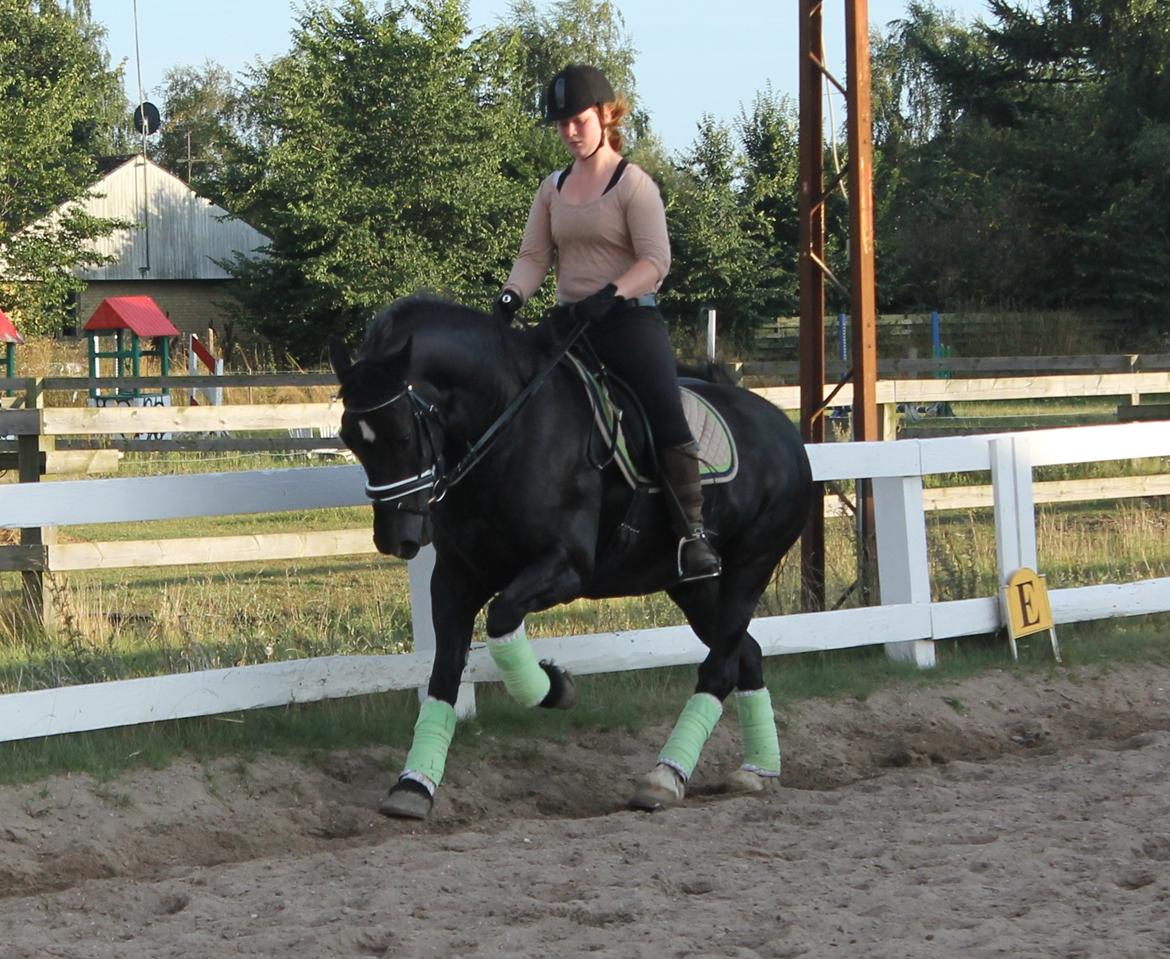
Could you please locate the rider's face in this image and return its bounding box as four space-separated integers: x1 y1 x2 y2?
557 106 606 160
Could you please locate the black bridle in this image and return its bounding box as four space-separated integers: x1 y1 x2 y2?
345 312 590 515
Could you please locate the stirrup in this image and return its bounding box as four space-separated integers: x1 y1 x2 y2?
677 530 721 582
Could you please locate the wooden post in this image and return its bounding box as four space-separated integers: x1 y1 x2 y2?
873 474 935 667
18 380 54 623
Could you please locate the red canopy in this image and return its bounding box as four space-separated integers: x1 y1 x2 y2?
0 308 23 344
83 296 179 338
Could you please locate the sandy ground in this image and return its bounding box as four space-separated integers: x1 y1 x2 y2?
2 661 1170 959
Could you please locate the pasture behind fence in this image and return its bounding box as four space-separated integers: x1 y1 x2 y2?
0 420 1168 743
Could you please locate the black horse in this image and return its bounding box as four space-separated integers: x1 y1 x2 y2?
330 295 812 819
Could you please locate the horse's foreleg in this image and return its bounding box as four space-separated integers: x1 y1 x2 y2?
484 547 586 711
380 563 484 821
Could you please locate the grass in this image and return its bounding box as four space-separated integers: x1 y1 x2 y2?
0 610 1165 787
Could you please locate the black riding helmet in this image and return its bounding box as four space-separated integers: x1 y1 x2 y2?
543 64 615 123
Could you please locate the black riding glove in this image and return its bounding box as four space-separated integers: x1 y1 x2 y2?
571 283 620 327
492 288 523 324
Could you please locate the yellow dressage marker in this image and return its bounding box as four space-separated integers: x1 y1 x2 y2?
1001 567 1061 663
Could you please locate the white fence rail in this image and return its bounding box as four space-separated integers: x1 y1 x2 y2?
1 422 1168 743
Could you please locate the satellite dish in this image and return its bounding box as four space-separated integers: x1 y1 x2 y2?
133 101 161 136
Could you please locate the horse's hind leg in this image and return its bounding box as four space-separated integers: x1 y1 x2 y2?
724 632 782 794
630 567 776 810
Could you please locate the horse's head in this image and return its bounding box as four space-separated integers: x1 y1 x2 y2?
330 335 435 559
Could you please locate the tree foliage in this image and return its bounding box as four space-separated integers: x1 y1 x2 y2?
872 0 1170 320
218 0 534 358
152 61 244 199
0 0 127 334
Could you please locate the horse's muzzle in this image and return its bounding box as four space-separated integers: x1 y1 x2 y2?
372 504 432 559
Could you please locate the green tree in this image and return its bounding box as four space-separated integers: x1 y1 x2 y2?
663 117 772 350
736 87 800 321
153 61 244 197
220 0 533 358
872 0 1170 318
0 0 127 335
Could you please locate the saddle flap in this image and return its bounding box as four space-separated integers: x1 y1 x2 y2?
567 354 739 491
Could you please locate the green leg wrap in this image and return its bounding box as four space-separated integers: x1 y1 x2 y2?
402 697 457 792
487 622 551 708
658 692 723 781
735 687 781 777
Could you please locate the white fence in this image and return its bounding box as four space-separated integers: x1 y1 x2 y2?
1 421 1168 743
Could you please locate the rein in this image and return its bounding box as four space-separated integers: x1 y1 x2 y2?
348 312 591 510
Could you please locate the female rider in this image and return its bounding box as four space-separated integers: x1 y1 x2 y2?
493 63 720 582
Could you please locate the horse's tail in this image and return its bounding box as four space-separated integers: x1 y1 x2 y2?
676 359 740 386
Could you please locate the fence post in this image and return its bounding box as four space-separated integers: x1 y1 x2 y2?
873 471 935 667
991 435 1037 585
18 379 55 623
407 545 476 719
703 307 716 362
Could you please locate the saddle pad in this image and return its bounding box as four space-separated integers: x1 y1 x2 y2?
567 354 739 491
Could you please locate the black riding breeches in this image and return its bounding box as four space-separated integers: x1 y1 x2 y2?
583 307 694 449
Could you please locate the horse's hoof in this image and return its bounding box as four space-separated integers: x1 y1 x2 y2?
378 780 433 820
725 767 777 794
539 662 577 710
629 763 685 811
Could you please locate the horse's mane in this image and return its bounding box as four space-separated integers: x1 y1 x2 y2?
676 359 740 387
359 293 495 359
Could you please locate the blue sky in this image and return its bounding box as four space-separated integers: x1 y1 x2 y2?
89 1 994 157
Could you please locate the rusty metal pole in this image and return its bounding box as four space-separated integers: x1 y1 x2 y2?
845 0 879 600
798 0 827 611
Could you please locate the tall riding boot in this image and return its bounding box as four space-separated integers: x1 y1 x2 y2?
658 441 721 582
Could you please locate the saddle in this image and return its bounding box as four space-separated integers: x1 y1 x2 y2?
565 353 739 491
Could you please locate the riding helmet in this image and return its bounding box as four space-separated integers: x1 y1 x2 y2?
543 64 615 123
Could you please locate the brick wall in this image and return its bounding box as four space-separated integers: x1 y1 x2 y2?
78 280 241 337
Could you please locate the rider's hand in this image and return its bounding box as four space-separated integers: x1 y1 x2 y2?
492 288 523 323
572 283 620 326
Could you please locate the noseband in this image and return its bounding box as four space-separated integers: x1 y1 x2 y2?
346 385 445 513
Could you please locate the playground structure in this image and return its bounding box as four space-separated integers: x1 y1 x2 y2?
82 296 179 405
0 309 22 393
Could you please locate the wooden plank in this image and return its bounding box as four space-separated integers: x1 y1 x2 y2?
57 437 347 453
0 545 45 572
0 449 121 477
1026 422 1170 466
0 569 1165 742
0 602 931 743
40 402 342 436
0 410 41 436
0 464 368 528
919 474 1170 511
45 450 122 475
47 529 377 571
39 373 337 390
1117 403 1170 422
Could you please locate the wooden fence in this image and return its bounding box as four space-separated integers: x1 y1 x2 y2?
0 420 1168 742
2 366 1169 597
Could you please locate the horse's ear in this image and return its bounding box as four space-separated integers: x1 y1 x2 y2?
328 336 352 379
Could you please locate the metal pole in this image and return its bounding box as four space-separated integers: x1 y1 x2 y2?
704 307 717 363
799 0 827 611
846 0 880 600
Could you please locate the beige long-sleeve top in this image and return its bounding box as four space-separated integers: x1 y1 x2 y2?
505 162 671 304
